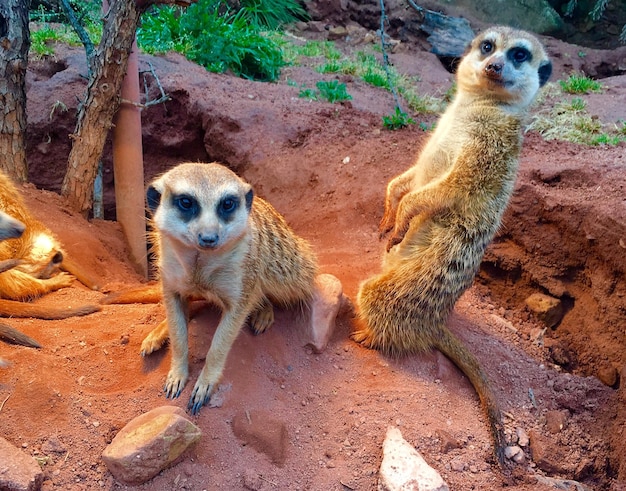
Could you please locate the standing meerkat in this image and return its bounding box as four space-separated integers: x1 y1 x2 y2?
353 26 552 466
141 162 340 415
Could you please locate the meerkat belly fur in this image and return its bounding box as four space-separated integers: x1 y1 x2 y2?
353 26 552 466
143 162 318 414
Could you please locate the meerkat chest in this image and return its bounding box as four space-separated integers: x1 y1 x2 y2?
158 235 249 303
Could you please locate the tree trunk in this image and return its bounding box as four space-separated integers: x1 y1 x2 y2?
0 0 30 182
61 0 194 216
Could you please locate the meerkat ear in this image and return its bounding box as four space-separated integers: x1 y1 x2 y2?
538 60 552 87
245 188 253 211
146 184 162 213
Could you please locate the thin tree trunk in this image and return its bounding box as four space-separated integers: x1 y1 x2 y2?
0 0 30 182
61 0 194 216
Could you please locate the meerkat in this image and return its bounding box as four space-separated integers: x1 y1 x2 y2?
0 170 100 301
352 26 552 467
141 162 338 415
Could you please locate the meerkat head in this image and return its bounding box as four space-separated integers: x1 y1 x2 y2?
147 162 253 252
456 26 552 109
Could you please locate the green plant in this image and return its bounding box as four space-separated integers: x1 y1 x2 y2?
559 74 603 94
298 87 318 100
31 25 61 56
138 0 288 81
237 0 308 30
297 81 352 103
315 80 352 103
382 107 415 130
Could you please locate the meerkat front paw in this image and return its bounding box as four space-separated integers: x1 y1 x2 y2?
164 367 188 399
47 272 75 290
188 379 214 415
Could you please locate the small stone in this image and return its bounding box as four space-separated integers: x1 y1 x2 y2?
504 445 525 463
597 365 618 387
306 274 343 353
516 427 530 447
529 429 569 474
327 26 348 41
545 410 569 434
450 458 466 472
378 427 449 491
525 293 563 328
437 429 461 453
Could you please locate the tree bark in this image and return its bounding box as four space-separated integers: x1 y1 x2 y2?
61 0 194 216
0 0 30 182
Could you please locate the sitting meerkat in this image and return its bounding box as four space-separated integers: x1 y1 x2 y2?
142 162 340 414
353 26 552 467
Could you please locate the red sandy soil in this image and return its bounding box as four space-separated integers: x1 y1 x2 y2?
1 22 625 491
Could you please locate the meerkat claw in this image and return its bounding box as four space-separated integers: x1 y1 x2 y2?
188 383 213 415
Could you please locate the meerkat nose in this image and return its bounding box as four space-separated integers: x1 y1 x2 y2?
198 232 219 249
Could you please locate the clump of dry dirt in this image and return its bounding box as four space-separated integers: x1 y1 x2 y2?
1 17 625 491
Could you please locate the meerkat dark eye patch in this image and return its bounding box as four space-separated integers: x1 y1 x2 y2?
217 194 240 222
146 185 161 213
508 47 531 65
245 189 253 211
538 60 552 87
173 194 200 222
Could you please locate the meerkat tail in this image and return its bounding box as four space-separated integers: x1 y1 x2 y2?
61 256 101 291
0 322 41 348
100 283 162 305
0 299 100 320
433 326 507 467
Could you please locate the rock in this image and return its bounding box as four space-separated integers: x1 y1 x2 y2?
516 427 530 447
0 436 45 491
528 429 569 474
101 405 201 485
420 11 474 58
378 426 449 491
327 26 349 41
545 410 569 434
436 429 461 453
597 365 618 387
504 445 525 463
525 292 564 328
439 0 564 35
306 273 343 353
231 409 288 466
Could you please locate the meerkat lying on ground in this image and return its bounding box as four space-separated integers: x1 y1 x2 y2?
353 26 552 467
142 162 340 414
0 170 100 310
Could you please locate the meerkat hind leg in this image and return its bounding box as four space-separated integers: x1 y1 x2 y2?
248 296 274 335
140 319 169 356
